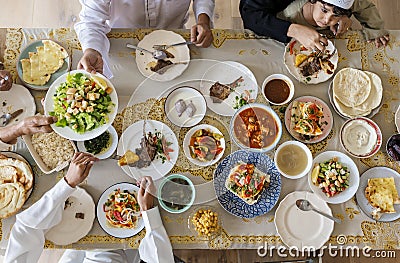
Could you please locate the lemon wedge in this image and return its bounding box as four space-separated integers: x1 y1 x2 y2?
311 165 320 185
92 75 108 90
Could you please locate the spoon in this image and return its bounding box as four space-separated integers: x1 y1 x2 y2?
126 43 167 60
296 199 342 224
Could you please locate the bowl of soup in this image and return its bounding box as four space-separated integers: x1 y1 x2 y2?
230 103 282 152
274 141 313 179
158 174 195 214
262 74 294 105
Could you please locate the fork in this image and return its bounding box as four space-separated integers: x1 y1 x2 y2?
152 41 193 51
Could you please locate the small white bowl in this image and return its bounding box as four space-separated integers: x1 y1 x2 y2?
77 126 118 159
183 124 225 167
274 141 313 179
262 74 294 105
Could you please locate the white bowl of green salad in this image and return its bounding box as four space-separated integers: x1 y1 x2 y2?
77 126 118 159
44 70 118 141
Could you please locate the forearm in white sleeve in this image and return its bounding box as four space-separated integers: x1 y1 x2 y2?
139 207 174 263
4 179 76 263
193 0 215 22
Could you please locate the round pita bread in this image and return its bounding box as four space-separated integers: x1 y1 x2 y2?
0 183 26 218
333 68 371 107
333 95 371 118
353 71 383 111
0 156 33 191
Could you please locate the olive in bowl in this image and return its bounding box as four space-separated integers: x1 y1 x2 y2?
158 174 195 213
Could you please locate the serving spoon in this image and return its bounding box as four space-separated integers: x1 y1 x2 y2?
296 199 342 224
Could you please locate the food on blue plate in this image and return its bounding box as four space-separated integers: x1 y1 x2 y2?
209 76 243 103
311 157 350 197
233 106 279 149
103 188 140 228
290 101 324 139
49 72 114 134
189 128 224 162
225 162 270 205
84 130 111 155
365 177 400 220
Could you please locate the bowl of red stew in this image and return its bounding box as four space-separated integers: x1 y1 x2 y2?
230 103 282 152
262 74 294 105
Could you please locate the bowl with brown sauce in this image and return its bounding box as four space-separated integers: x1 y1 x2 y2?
262 74 294 105
230 103 282 152
158 174 195 213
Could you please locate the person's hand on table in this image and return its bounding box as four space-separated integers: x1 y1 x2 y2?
191 13 213 48
64 152 98 188
137 176 156 211
368 34 390 48
77 48 104 74
330 16 352 36
0 70 13 91
288 24 328 51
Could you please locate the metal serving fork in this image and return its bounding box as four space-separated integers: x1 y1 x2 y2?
152 41 193 51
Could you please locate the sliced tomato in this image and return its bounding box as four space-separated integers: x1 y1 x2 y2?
289 40 296 55
244 175 251 185
114 211 123 221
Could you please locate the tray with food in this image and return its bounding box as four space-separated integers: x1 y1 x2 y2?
356 167 400 222
285 96 333 143
284 39 338 84
213 150 281 218
17 39 70 90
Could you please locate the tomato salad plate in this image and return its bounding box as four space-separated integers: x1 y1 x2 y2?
285 96 333 143
213 150 281 218
97 183 144 238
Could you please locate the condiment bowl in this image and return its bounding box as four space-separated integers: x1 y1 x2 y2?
339 117 382 158
230 103 282 153
386 133 400 161
157 174 195 214
262 74 294 105
274 141 313 179
77 126 118 159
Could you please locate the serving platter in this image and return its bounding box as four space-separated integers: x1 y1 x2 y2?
199 61 258 116
355 167 400 222
284 96 333 144
97 182 144 238
46 187 95 245
284 39 338 84
213 150 281 218
117 120 179 181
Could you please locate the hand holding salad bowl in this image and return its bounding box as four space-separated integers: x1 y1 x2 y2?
44 70 118 141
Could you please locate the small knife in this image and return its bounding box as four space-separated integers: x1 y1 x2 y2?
9 108 24 122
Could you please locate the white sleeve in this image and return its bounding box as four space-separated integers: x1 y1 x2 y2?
4 179 76 263
138 207 174 263
192 0 215 21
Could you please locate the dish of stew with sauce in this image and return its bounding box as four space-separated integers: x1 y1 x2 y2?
233 107 278 148
264 79 290 104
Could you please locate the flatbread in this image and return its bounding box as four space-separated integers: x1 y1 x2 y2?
333 68 371 107
42 40 68 72
365 177 400 214
0 165 18 184
353 71 383 112
0 156 33 191
0 182 26 218
333 95 371 118
21 57 51 86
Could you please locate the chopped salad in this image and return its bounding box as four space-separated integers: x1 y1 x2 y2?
50 73 114 134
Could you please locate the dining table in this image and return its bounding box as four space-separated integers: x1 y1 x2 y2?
0 27 399 253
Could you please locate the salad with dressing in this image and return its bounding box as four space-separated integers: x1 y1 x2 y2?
49 72 114 134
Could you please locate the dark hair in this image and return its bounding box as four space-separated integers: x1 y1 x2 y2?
310 0 353 17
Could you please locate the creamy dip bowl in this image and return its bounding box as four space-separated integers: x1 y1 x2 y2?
340 117 382 158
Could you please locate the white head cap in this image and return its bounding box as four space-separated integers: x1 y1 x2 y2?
323 0 354 10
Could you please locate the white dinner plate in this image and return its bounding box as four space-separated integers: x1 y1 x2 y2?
199 61 258 116
0 84 36 126
274 191 334 250
117 120 179 181
164 86 207 127
77 126 118 159
45 187 95 245
308 151 359 204
135 30 190 82
97 183 144 238
183 124 225 167
43 70 118 141
356 167 400 222
284 39 338 84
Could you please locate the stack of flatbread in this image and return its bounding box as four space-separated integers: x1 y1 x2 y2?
21 40 69 86
365 177 400 220
0 154 34 218
332 68 383 118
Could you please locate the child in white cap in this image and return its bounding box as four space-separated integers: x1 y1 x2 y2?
240 0 389 50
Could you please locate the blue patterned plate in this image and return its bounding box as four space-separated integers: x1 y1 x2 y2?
213 150 281 218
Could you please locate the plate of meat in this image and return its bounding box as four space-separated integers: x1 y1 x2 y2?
284 39 338 84
116 120 179 181
199 61 258 116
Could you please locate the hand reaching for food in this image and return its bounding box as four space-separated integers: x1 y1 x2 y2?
64 152 98 188
330 17 352 36
287 24 328 52
77 48 104 74
0 70 12 91
368 34 390 48
137 176 156 211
